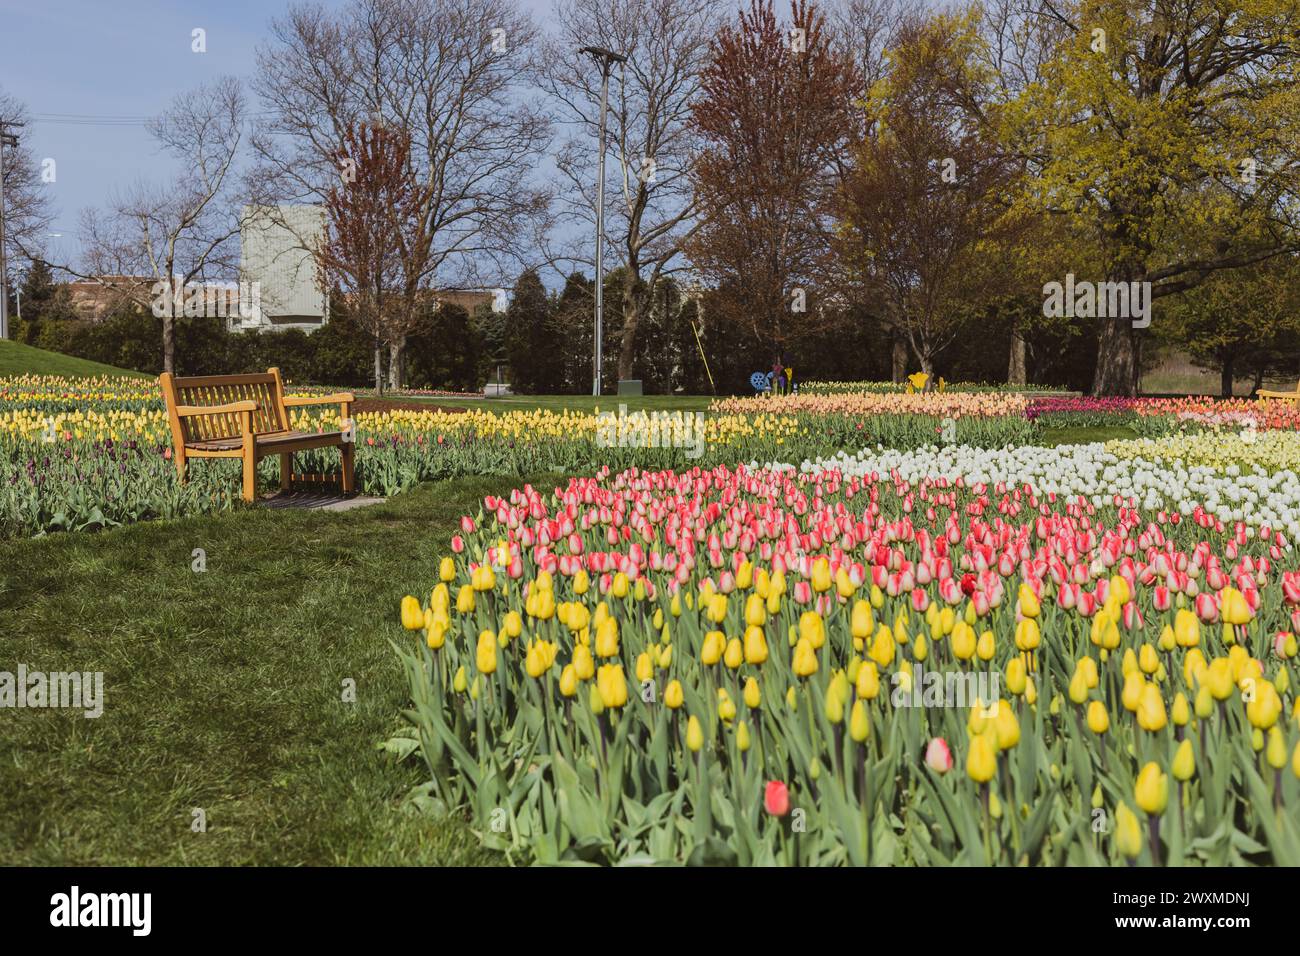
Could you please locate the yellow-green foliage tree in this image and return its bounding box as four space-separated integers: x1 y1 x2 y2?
1001 0 1300 395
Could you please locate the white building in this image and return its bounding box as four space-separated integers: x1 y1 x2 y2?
236 204 328 332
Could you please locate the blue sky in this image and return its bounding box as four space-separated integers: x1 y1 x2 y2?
0 0 554 261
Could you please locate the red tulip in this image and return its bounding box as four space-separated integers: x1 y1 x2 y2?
764 781 790 816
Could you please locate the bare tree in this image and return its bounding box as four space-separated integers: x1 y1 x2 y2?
314 122 434 394
542 0 720 386
0 90 56 311
73 77 248 373
687 1 861 353
251 0 552 387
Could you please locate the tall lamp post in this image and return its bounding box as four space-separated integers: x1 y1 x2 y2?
580 46 626 397
0 121 23 341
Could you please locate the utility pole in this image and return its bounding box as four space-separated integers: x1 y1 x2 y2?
0 120 23 341
580 46 627 397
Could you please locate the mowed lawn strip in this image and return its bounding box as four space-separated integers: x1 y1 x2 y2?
0 474 571 865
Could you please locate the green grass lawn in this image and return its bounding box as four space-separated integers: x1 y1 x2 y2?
0 475 558 865
0 338 149 379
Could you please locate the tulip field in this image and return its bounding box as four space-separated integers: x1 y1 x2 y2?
393 461 1300 865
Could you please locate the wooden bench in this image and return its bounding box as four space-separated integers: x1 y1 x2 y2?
1258 382 1300 402
159 367 355 502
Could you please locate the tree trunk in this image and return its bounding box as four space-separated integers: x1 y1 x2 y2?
162 315 175 375
1007 324 1027 386
890 328 908 383
918 352 934 389
1220 355 1235 399
1091 315 1139 396
388 337 406 391
1253 365 1265 396
617 280 641 384
1091 262 1143 396
373 342 384 398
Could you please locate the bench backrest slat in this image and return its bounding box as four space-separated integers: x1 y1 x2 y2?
160 369 289 442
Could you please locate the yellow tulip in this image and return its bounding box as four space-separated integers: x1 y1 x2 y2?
559 664 578 697
596 664 628 709
1174 608 1200 647
476 629 497 675
849 700 870 742
1002 656 1025 697
951 622 976 660
1247 680 1282 730
1172 739 1195 781
736 721 751 752
685 715 704 752
851 599 874 639
744 677 761 709
967 735 996 783
856 660 880 699
701 629 726 666
635 652 654 683
743 625 769 665
993 702 1020 750
1115 802 1142 859
1135 762 1168 815
1171 692 1190 727
723 638 744 670
439 556 456 582
1137 683 1167 732
573 643 595 681
1017 583 1040 618
1266 727 1288 769
664 679 684 710
1014 617 1040 651
400 595 424 630
792 637 818 677
1086 700 1109 734
799 611 826 648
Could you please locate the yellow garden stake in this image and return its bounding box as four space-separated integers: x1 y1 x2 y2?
690 319 716 395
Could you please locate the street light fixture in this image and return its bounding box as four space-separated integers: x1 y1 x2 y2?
579 46 627 397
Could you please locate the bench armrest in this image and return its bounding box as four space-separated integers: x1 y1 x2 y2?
1257 390 1300 400
175 401 259 416
284 393 355 407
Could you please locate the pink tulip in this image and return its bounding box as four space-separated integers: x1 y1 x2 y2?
925 738 953 774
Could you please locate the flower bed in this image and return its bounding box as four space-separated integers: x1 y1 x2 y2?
713 391 1036 449
792 442 1300 538
392 463 1300 865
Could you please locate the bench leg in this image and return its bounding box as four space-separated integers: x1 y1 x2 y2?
242 443 257 503
280 452 292 491
341 441 355 494
174 451 187 484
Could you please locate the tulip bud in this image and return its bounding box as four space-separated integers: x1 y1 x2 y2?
1267 727 1288 769
664 679 684 709
1137 683 1167 732
400 595 424 630
1086 700 1109 734
1003 656 1025 697
685 715 704 752
967 734 996 783
792 637 819 677
1115 802 1142 859
849 700 870 742
764 780 790 816
744 677 761 709
724 638 744 670
736 721 751 752
559 664 578 698
925 737 953 773
1135 762 1168 815
1172 739 1195 781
